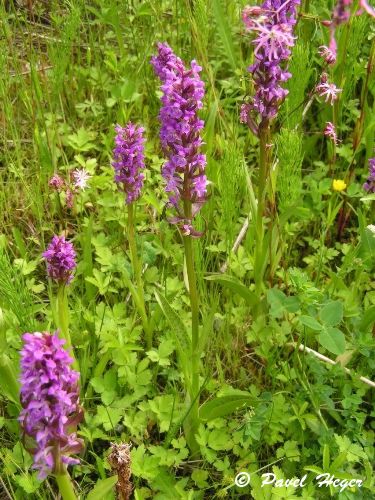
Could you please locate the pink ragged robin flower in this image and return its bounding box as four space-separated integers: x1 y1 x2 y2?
316 73 342 104
318 45 337 65
324 122 340 145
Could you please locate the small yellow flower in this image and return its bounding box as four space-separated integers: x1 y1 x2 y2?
332 179 347 192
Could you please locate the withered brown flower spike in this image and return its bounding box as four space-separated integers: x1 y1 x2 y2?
108 443 132 500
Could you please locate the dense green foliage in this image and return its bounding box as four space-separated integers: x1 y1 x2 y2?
0 1 374 499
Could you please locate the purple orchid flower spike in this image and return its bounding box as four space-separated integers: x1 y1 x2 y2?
151 42 208 237
241 0 301 133
19 331 83 479
112 123 146 204
43 235 76 285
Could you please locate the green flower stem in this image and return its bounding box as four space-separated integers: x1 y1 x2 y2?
183 201 200 456
183 235 199 399
127 203 142 292
127 203 153 349
57 284 78 370
315 197 343 285
57 285 70 345
254 122 271 298
54 470 78 500
293 347 329 432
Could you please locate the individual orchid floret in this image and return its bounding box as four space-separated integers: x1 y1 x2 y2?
241 0 301 129
324 122 340 145
72 169 91 191
363 157 375 193
316 73 342 104
112 123 146 205
19 331 83 479
240 103 259 136
43 235 76 284
253 24 296 62
151 42 207 237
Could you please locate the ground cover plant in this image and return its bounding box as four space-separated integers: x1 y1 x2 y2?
0 0 375 498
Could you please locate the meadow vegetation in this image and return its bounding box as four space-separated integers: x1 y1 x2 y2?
0 0 374 498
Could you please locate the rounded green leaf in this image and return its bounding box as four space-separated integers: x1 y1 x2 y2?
319 301 343 326
300 315 322 331
318 327 346 355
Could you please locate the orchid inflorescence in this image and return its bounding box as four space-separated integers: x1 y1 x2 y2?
112 123 146 205
240 0 300 133
151 42 208 237
43 235 77 285
19 331 83 479
112 44 208 237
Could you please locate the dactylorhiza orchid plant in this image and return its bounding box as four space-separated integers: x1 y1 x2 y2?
112 123 153 349
43 235 77 366
151 41 208 454
19 331 83 500
241 0 300 296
